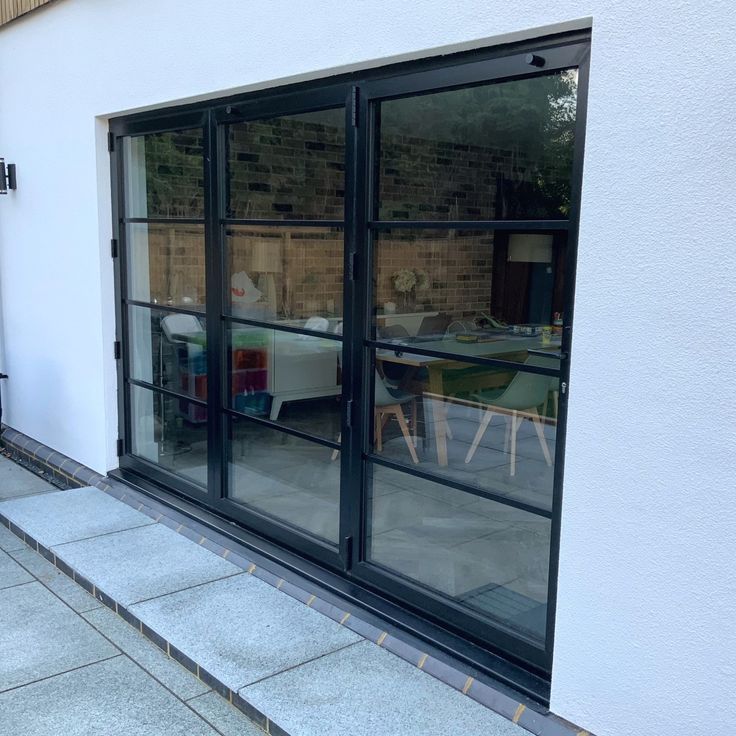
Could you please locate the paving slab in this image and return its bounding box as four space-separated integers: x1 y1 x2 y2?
240 640 522 736
0 656 220 736
0 522 25 551
187 691 266 736
131 573 361 691
0 486 154 546
9 547 101 612
0 548 34 589
0 582 118 692
83 606 210 701
52 523 241 606
0 456 56 499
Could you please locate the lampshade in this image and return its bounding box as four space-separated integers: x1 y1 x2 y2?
507 233 553 263
249 237 283 273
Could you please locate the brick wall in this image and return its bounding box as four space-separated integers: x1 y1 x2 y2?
141 119 544 321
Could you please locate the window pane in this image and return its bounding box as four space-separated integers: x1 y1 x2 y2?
370 350 558 512
377 71 577 220
367 464 550 641
123 129 204 219
128 306 207 401
227 324 342 442
126 223 206 308
226 226 343 326
227 108 345 220
372 228 566 350
129 384 207 487
228 420 339 543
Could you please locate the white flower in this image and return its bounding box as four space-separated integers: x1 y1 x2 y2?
392 268 417 293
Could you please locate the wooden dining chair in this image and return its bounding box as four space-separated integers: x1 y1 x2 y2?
331 371 418 464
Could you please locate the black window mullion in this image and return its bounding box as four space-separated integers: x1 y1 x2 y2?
126 377 208 407
123 217 206 225
204 109 224 504
368 219 569 231
222 218 345 228
125 299 206 318
366 454 551 519
222 407 340 450
366 339 561 376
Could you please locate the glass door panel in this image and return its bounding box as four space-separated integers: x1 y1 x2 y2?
225 226 344 327
372 229 567 343
221 104 346 551
356 63 578 662
227 419 340 544
129 384 208 488
367 464 551 642
120 124 209 495
376 70 578 220
370 350 558 513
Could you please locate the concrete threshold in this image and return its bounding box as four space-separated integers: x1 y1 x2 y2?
0 447 590 736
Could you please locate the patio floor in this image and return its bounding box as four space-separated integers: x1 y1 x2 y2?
0 452 576 736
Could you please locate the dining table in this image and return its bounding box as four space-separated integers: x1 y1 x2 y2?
376 332 561 467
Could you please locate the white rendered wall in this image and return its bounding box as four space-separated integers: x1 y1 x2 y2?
0 2 734 734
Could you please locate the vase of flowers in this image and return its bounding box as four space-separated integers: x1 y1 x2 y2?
392 268 430 311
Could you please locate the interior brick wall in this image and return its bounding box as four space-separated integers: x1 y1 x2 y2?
142 120 539 320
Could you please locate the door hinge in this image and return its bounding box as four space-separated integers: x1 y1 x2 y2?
114 341 122 360
351 86 359 127
345 399 354 428
110 238 118 258
107 132 115 153
347 252 357 281
116 438 124 457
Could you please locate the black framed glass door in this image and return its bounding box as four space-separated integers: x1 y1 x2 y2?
116 113 211 499
348 50 585 671
111 33 589 678
212 97 350 567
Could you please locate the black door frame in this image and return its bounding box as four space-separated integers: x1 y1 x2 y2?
110 29 590 680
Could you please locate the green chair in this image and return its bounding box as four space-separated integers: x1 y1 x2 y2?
464 354 558 475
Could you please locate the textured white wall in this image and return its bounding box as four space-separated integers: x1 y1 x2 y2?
0 2 734 735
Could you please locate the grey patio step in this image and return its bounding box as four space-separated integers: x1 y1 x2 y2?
0 483 581 736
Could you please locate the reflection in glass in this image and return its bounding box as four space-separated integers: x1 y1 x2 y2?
123 129 204 219
377 71 577 220
126 223 206 308
367 464 550 641
372 229 566 339
372 350 558 511
226 323 342 439
128 306 206 401
228 420 340 543
226 227 343 325
227 108 345 220
129 384 207 487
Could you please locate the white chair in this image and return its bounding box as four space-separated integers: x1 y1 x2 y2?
464 354 558 475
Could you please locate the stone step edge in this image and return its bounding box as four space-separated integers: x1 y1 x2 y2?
0 424 593 736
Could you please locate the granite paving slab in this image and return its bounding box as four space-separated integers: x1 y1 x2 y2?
0 656 220 736
0 522 25 552
0 548 34 589
187 691 266 736
240 640 522 736
0 486 154 546
51 523 241 606
0 582 118 692
0 456 56 499
130 573 361 691
82 606 210 701
9 547 102 613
